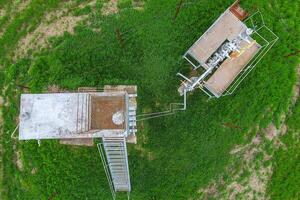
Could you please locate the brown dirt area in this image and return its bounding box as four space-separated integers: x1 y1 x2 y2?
15 150 24 171
104 85 137 95
60 138 94 146
0 0 32 37
101 0 119 15
0 9 5 19
14 14 87 60
264 123 278 141
13 1 96 60
91 95 126 130
15 0 32 13
133 1 145 11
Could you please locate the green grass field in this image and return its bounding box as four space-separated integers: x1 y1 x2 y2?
0 0 299 199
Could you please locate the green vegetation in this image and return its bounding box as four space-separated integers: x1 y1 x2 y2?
0 0 299 199
0 0 61 63
268 100 300 200
287 100 300 131
268 131 300 200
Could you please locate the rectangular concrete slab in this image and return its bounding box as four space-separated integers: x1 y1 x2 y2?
19 93 84 140
19 92 128 140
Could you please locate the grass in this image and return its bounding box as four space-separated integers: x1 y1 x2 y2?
268 130 300 200
267 99 300 199
0 0 300 199
0 0 62 64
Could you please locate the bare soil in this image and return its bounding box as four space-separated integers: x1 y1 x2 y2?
264 123 278 141
101 0 118 15
13 1 93 60
0 0 32 37
91 95 126 130
133 1 145 10
15 150 24 171
0 9 5 19
60 138 94 146
14 14 86 60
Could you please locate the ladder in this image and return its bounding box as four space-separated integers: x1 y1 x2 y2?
98 137 131 197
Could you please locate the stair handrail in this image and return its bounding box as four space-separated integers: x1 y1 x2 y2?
97 142 116 200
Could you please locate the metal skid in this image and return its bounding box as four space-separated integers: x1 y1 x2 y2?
179 10 278 98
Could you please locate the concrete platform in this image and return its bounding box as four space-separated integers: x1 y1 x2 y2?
19 92 127 140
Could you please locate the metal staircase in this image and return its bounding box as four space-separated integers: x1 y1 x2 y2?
98 137 131 198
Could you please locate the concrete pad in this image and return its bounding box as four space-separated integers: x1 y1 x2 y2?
19 92 128 140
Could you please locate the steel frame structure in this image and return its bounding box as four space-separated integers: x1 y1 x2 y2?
181 10 279 99
222 10 279 96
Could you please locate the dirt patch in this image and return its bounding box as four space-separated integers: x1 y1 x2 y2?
280 124 287 135
264 123 278 141
252 134 261 145
198 182 218 199
101 0 119 15
12 0 98 60
47 85 61 93
0 9 5 19
60 138 94 146
0 96 3 107
249 173 263 193
91 95 126 130
15 150 24 171
230 144 248 154
79 0 97 8
15 0 32 13
199 128 275 199
14 13 87 60
243 147 258 161
133 0 145 11
0 0 32 37
126 133 137 144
